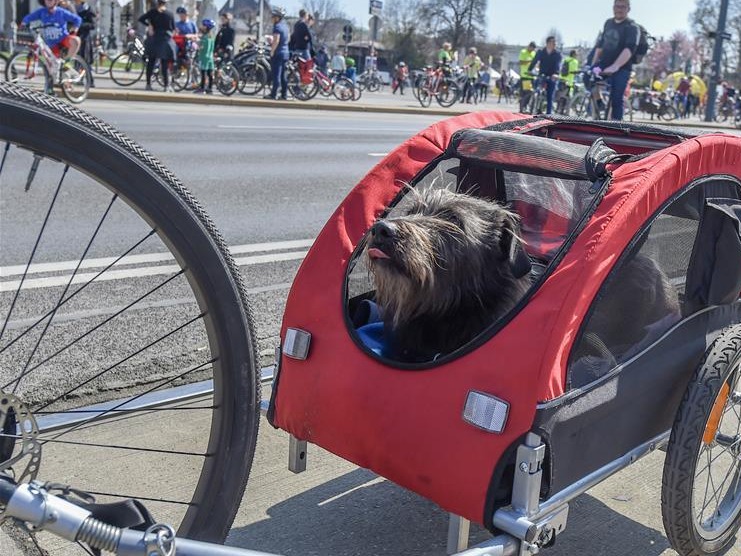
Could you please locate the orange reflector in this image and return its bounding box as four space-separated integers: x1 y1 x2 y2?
704 382 731 445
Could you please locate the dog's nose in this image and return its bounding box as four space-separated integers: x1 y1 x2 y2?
371 220 396 240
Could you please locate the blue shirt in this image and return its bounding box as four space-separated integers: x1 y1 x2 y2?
272 20 289 57
175 20 197 35
22 7 82 47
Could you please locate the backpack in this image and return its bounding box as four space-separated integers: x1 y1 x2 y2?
631 21 649 64
561 60 570 77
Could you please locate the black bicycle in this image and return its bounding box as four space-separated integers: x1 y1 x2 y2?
0 81 261 547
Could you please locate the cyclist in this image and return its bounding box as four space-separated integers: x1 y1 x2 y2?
175 6 197 37
193 18 215 95
265 6 289 100
437 41 452 72
528 36 562 114
518 41 537 110
21 0 82 62
591 0 639 120
561 49 580 95
462 47 482 103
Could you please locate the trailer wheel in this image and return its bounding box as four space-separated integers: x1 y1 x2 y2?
662 325 741 556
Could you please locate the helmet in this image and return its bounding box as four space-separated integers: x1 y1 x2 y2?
399 61 405 66
271 6 285 18
176 6 187 13
202 18 216 30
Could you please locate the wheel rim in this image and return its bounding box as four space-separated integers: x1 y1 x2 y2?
692 363 741 541
7 54 49 93
0 85 257 547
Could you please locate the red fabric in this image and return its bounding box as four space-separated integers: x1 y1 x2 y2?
272 116 741 525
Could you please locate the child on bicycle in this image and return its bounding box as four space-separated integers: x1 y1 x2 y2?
194 18 215 94
21 0 82 63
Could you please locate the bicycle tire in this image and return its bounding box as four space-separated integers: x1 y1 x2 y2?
5 52 52 94
238 63 267 96
436 79 459 108
0 52 8 82
418 86 432 107
0 82 260 544
216 64 240 96
109 52 145 87
331 76 354 101
662 325 741 556
660 105 679 121
59 54 91 104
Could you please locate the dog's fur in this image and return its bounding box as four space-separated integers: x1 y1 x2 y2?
365 188 532 361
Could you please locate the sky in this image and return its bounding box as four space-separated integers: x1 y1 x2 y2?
279 0 699 46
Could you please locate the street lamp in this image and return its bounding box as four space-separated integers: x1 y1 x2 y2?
109 1 118 50
670 38 678 71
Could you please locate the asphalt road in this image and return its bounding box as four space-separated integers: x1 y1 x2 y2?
2 100 741 556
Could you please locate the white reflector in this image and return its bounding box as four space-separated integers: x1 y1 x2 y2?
463 391 509 433
283 328 311 360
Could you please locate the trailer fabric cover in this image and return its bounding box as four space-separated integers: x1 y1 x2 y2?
272 119 741 526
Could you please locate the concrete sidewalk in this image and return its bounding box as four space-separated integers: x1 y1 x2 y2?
85 83 734 131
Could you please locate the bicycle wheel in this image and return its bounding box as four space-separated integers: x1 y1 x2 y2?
662 325 741 556
660 105 680 121
239 63 267 96
109 52 145 87
5 52 51 94
0 82 260 546
352 82 362 101
367 77 380 93
287 69 316 100
436 79 460 108
418 86 432 107
216 64 239 96
169 63 190 92
59 54 91 104
330 76 352 101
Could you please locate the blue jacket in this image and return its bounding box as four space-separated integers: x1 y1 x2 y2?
22 7 82 48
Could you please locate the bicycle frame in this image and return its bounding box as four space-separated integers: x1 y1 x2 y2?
25 28 62 85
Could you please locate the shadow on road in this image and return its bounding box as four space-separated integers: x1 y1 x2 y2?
228 467 674 556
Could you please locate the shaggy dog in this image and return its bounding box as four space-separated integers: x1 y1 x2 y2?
364 188 532 362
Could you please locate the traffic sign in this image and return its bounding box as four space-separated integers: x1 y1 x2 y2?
369 0 382 16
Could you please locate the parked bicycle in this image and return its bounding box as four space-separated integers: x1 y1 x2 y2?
415 65 459 108
286 55 357 101
213 47 240 96
233 40 270 96
5 23 90 103
356 68 384 92
108 28 147 87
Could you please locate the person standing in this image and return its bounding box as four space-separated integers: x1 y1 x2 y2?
518 41 537 110
193 18 215 94
265 6 289 100
330 48 346 75
462 47 482 103
392 61 408 94
174 6 196 36
591 0 639 120
139 0 177 92
289 8 311 60
528 36 562 114
214 13 235 58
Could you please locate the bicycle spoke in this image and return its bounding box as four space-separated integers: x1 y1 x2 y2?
0 229 158 355
13 194 119 395
34 313 205 412
48 358 216 441
2 270 185 391
0 164 67 344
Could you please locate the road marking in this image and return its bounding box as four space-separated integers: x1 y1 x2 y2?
217 124 410 133
0 239 314 278
368 153 389 157
0 239 315 292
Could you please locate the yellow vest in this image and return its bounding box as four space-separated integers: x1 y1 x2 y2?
519 48 536 89
563 57 579 88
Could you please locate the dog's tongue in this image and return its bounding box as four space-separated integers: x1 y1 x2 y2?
368 248 390 260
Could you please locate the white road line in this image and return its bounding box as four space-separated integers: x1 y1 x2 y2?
0 239 314 278
217 125 408 132
0 250 308 292
367 153 389 157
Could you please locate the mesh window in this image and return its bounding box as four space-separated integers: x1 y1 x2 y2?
568 213 698 390
347 152 602 364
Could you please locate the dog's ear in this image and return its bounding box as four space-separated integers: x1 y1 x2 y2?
500 214 531 279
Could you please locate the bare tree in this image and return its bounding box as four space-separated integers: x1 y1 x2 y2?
383 0 432 67
690 0 741 81
419 0 487 51
303 0 348 46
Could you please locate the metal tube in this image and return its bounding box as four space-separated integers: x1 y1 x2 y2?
451 534 519 556
704 0 730 122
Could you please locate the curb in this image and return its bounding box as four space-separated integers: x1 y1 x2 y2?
86 89 735 130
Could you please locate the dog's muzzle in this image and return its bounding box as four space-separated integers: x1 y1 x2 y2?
368 220 396 260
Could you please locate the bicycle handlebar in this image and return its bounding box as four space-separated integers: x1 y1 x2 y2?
0 475 280 556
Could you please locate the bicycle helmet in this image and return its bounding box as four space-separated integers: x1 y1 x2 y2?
271 6 286 18
176 6 187 14
202 18 216 30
